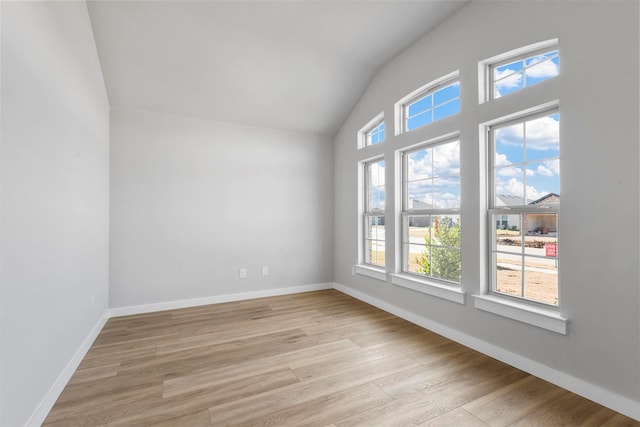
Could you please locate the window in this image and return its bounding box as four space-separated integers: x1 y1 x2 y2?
363 159 385 268
397 73 460 133
358 114 385 148
489 46 559 99
488 108 559 306
401 138 461 284
367 121 385 146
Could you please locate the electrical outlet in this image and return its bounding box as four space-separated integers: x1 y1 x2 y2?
262 266 269 276
239 268 247 279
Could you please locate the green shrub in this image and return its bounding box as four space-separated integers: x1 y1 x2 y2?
416 218 461 282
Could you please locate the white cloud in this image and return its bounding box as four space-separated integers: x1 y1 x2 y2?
497 166 522 178
495 123 523 146
536 164 554 177
495 53 558 97
494 68 522 92
432 191 460 209
543 159 560 175
526 56 559 79
525 115 559 151
405 141 461 208
407 140 460 180
495 152 511 167
526 168 535 177
496 177 547 202
369 161 385 186
433 141 461 176
496 115 558 151
407 155 431 180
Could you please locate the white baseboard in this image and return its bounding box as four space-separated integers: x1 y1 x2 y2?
30 282 640 425
108 282 335 317
333 282 640 422
26 310 110 427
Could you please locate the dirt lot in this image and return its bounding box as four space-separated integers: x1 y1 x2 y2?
496 266 558 305
370 225 559 306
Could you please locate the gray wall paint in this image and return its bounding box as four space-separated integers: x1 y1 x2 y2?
334 1 640 401
0 2 110 426
110 109 334 308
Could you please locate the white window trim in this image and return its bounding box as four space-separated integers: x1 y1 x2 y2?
476 102 566 333
487 105 559 306
398 136 462 288
358 112 385 149
358 156 386 271
479 38 558 104
473 294 567 334
395 70 459 136
391 273 465 304
354 264 387 281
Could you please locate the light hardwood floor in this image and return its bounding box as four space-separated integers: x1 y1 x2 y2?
44 290 638 426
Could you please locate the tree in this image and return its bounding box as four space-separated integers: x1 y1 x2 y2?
416 217 461 282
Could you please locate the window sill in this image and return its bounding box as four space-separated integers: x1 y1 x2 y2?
473 294 568 335
390 274 465 304
354 264 387 281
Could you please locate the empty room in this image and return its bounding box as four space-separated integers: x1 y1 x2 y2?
2 0 640 425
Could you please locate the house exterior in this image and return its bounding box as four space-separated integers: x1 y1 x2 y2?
495 193 559 236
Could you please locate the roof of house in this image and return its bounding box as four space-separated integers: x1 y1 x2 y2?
496 194 531 206
529 193 560 205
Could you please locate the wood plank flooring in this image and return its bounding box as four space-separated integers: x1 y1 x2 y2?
44 290 639 426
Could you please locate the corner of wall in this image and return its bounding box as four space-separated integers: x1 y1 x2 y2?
25 310 110 427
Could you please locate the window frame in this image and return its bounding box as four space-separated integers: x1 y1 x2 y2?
361 157 386 271
358 113 385 149
481 39 559 102
366 120 385 147
390 133 465 305
395 71 460 135
486 106 560 308
400 137 461 285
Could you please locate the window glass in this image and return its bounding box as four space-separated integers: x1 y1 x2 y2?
404 79 460 132
492 49 559 98
364 159 385 268
358 115 385 149
490 109 559 306
366 160 385 211
493 112 560 206
402 139 461 283
367 122 385 146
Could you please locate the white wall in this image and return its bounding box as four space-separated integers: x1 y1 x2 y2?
0 2 110 426
335 0 640 406
110 109 333 308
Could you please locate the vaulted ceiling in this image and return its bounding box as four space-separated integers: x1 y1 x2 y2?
87 1 468 136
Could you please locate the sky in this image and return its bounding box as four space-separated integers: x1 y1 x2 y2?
494 112 560 204
407 81 460 131
368 160 385 211
367 51 559 211
494 50 559 98
407 140 461 209
493 50 560 204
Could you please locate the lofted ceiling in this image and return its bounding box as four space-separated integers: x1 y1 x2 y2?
87 0 468 137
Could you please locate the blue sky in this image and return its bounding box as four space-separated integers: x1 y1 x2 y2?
494 113 560 203
407 82 460 131
369 54 559 211
368 122 385 145
494 50 559 98
406 140 461 209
